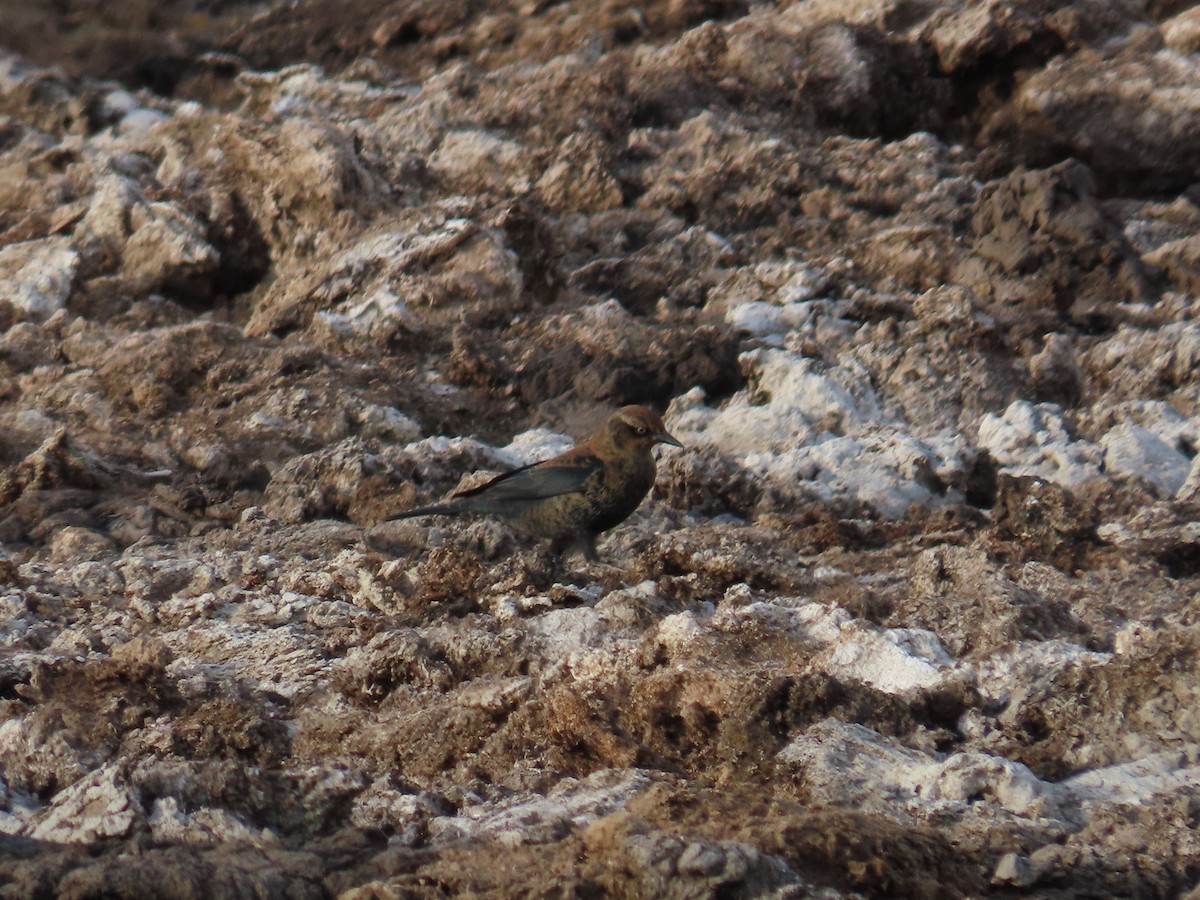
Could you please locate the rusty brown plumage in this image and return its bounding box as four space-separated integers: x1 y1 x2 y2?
389 406 682 561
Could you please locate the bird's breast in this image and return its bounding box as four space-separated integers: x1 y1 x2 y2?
587 453 655 532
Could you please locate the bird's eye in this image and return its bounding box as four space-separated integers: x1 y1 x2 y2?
635 426 647 435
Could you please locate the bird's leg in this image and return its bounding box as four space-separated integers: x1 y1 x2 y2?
578 534 622 573
537 537 568 581
579 533 600 564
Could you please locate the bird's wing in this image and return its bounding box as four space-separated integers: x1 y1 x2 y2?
453 452 600 502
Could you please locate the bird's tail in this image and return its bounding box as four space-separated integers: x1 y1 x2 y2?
385 502 466 522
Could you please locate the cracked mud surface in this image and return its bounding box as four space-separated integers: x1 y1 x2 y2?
2 1 1200 896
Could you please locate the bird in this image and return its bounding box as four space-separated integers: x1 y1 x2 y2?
388 406 682 562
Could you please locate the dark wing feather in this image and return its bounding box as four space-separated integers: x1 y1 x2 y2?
453 452 599 503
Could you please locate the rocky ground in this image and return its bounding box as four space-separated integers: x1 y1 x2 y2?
1 0 1199 896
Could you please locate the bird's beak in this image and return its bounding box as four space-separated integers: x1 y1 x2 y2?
655 431 683 448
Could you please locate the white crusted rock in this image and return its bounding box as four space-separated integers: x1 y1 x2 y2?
0 237 78 318
31 764 140 843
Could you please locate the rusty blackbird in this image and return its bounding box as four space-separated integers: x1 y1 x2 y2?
389 406 682 561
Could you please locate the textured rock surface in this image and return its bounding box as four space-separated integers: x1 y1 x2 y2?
1 1 1200 896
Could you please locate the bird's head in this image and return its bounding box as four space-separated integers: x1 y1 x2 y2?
604 406 683 453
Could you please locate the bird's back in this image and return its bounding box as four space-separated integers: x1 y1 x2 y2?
494 445 653 542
